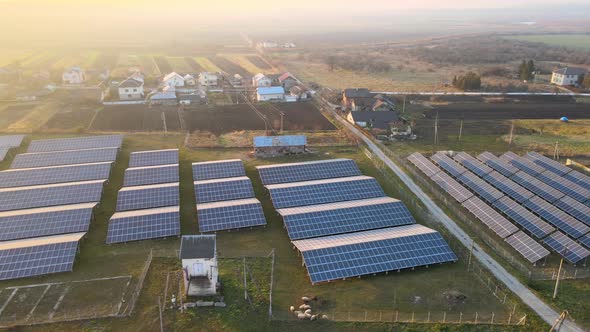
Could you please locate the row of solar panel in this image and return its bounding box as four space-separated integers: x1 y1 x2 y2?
0 135 25 162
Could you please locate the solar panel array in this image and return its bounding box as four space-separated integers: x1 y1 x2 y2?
0 233 85 281
579 234 590 249
462 196 518 239
477 152 519 177
0 147 10 162
292 225 458 284
0 135 25 162
431 152 467 177
197 198 266 232
123 164 179 187
267 176 385 209
537 172 590 204
457 172 504 204
483 171 534 203
193 159 246 181
116 183 179 212
511 171 565 203
128 149 179 168
554 196 590 227
407 153 441 178
195 177 254 204
492 196 555 239
430 172 473 203
11 147 119 169
0 180 105 212
107 207 180 244
27 135 122 153
453 152 493 177
257 159 362 185
277 197 416 240
505 231 551 264
524 196 590 239
564 170 590 191
543 231 590 264
504 155 546 177
525 152 572 176
0 162 112 188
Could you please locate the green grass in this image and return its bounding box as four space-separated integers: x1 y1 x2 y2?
528 279 590 329
503 34 590 51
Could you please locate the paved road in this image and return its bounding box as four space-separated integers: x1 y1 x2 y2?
373 91 590 96
329 110 584 332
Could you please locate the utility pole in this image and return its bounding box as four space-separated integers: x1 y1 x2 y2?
553 246 567 299
458 119 463 142
280 113 284 133
402 96 406 114
553 141 560 160
467 240 474 272
508 120 514 145
434 112 439 146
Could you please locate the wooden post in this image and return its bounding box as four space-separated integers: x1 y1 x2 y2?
243 257 248 301
443 311 446 323
458 119 463 142
459 312 462 324
508 120 514 145
467 241 474 272
158 296 164 332
491 312 495 324
553 256 565 299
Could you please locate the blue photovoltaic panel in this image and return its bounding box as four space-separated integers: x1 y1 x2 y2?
194 177 254 204
431 152 467 177
430 172 473 203
197 198 266 232
0 147 11 162
483 171 534 203
543 231 590 264
292 225 457 284
506 157 546 177
106 206 180 244
257 159 362 185
505 231 550 264
478 153 519 177
457 171 504 204
537 172 590 203
553 196 590 227
277 197 416 240
510 172 565 203
116 183 179 212
462 196 518 239
128 149 179 168
0 180 105 212
524 196 590 239
0 162 112 188
27 135 123 153
0 203 96 241
193 159 246 181
525 152 572 176
0 135 25 148
123 164 179 187
0 233 84 281
267 176 385 209
11 147 118 169
407 153 441 178
492 196 555 239
453 152 493 177
564 170 590 191
579 234 590 249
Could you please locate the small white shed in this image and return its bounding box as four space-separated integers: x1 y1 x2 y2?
180 235 219 296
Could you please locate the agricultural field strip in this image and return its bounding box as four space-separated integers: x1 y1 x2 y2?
327 107 585 332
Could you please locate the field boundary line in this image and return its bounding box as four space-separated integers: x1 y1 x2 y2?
25 284 51 321
0 289 17 316
48 286 70 320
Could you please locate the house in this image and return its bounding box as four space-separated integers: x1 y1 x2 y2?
198 72 219 87
289 85 309 100
178 90 207 106
256 87 284 102
180 235 219 297
278 72 299 90
342 88 372 111
259 41 278 48
370 94 396 112
252 73 272 88
230 74 243 87
184 74 196 86
62 67 86 84
163 72 185 88
254 135 306 157
347 111 399 130
283 42 296 48
118 75 144 100
551 67 586 86
150 90 177 105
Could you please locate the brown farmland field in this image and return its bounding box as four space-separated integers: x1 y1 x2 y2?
428 102 590 120
208 56 251 77
246 55 272 69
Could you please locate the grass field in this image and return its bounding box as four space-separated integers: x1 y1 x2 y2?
194 57 222 72
166 56 194 73
503 34 590 51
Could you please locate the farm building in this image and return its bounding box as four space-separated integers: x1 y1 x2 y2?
289 85 309 100
180 235 219 297
342 88 372 111
256 87 285 102
347 110 399 130
252 73 272 88
551 67 586 86
150 90 177 105
118 76 144 101
178 90 207 105
163 72 185 88
198 72 219 87
254 135 306 157
184 74 196 86
230 74 244 87
278 72 299 90
62 67 86 84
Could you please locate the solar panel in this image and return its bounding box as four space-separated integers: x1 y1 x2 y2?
128 149 179 168
292 225 458 284
457 171 504 204
477 152 519 177
277 197 416 240
492 196 555 239
525 152 572 176
462 196 518 238
430 171 473 203
564 170 590 191
510 171 565 203
500 151 519 162
483 171 534 203
0 203 96 241
579 234 590 249
431 152 468 177
194 177 254 204
257 159 362 185
123 164 179 187
11 147 119 169
0 232 85 281
197 198 266 232
0 147 10 162
554 196 590 227
543 231 590 264
0 162 112 188
537 172 590 203
266 176 385 209
192 159 246 181
116 183 179 212
106 206 180 244
407 153 441 178
503 154 546 177
453 152 493 177
0 180 105 212
0 135 25 148
524 196 590 239
505 231 550 264
27 135 123 153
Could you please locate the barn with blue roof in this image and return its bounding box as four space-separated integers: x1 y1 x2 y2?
256 87 285 101
254 135 307 157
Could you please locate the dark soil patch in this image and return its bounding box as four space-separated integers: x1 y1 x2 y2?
91 105 164 131
44 109 95 130
246 56 272 70
92 53 119 70
184 57 203 72
209 56 251 77
0 105 37 129
428 102 590 120
154 56 172 74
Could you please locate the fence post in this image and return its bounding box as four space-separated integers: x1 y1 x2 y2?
395 310 398 322
411 312 414 323
503 294 507 304
364 310 367 322
459 312 462 324
379 311 382 322
491 312 494 324
443 311 446 323
475 312 478 324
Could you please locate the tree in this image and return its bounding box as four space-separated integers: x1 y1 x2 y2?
452 72 481 91
582 74 590 89
325 56 336 71
518 59 536 81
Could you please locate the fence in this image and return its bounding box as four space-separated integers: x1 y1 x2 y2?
119 249 154 316
328 309 525 325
